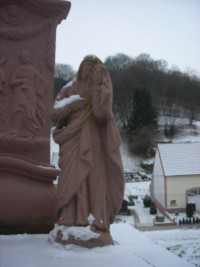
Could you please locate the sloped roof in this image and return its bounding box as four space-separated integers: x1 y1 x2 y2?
157 143 200 176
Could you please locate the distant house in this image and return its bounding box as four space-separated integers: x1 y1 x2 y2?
150 143 200 213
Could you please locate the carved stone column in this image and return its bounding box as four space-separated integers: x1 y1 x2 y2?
0 0 71 230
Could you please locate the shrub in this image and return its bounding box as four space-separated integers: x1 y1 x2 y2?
149 202 157 215
115 217 122 223
186 203 195 218
143 195 152 207
128 126 156 157
128 195 135 206
164 123 177 137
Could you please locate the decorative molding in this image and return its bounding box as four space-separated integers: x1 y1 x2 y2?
0 4 28 25
0 19 51 41
0 18 56 72
0 0 71 25
0 154 59 182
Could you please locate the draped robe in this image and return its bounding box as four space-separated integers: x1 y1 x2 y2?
53 69 124 232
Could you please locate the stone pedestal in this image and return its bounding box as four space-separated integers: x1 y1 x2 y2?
0 0 71 230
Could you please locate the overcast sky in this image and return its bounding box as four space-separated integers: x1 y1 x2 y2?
55 0 200 76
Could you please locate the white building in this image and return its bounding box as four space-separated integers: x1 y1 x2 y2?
151 143 200 213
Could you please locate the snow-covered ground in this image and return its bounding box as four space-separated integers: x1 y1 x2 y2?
0 223 197 267
158 116 200 144
145 229 200 267
120 141 141 172
115 203 200 267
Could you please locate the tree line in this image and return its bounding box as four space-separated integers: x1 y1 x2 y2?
54 53 200 156
104 53 200 127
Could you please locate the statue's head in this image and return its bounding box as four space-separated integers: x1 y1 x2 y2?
77 55 103 82
19 50 32 65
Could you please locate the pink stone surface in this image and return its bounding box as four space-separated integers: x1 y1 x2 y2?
0 0 71 225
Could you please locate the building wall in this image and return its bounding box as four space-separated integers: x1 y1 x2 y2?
152 150 165 208
166 174 200 210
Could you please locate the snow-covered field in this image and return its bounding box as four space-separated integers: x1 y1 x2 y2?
146 229 200 267
1 118 199 267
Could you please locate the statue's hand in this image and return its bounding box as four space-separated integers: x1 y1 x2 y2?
93 66 103 86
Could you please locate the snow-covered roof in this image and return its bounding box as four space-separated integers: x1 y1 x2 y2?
157 143 200 176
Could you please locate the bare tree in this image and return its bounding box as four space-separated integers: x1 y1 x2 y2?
54 63 75 81
54 63 75 98
104 53 133 71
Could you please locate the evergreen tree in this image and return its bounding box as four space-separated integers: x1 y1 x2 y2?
143 195 152 207
127 87 158 134
186 203 194 218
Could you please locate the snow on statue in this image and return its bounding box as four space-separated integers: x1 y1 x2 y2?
50 55 124 248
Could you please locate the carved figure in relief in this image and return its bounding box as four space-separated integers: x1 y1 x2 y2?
51 56 124 247
10 50 48 138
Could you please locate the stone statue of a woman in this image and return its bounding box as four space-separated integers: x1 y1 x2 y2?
50 55 124 248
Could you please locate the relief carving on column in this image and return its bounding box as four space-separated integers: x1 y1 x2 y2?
10 50 48 138
0 0 71 154
0 4 56 72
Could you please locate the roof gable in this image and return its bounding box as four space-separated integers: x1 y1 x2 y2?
157 143 200 176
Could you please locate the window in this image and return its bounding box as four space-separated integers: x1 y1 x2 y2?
170 200 177 206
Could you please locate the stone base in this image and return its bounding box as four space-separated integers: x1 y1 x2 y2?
0 171 57 223
50 225 114 248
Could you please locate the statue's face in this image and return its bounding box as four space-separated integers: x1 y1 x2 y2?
80 62 93 82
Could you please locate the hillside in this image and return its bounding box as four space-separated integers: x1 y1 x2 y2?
120 117 200 181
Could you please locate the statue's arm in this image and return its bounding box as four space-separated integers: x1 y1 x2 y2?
56 85 72 101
